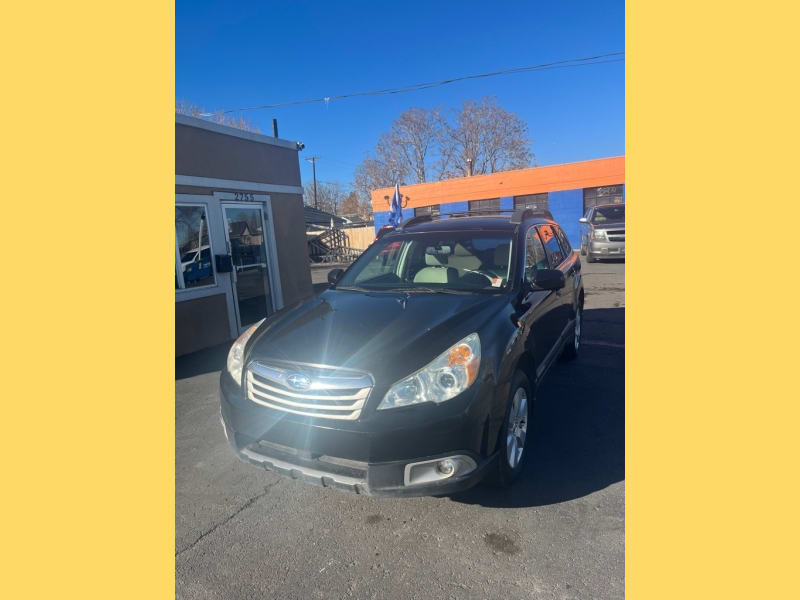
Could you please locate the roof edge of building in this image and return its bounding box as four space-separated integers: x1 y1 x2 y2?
371 156 624 210
176 113 300 151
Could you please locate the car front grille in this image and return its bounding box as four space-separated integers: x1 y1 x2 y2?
246 360 373 421
607 229 625 242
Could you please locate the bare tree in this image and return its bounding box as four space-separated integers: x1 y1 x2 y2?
384 107 445 183
439 97 533 178
352 156 408 206
339 191 372 220
303 180 348 216
352 98 533 201
176 100 261 134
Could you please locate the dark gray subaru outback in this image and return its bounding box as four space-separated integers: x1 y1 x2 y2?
220 210 583 496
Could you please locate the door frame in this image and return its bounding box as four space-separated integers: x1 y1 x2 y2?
217 193 283 334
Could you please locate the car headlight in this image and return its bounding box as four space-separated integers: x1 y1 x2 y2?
591 229 608 241
226 319 265 385
378 333 481 410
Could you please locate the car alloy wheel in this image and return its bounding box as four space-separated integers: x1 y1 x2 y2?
506 387 528 469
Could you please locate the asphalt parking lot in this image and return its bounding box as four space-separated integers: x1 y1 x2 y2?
176 257 624 600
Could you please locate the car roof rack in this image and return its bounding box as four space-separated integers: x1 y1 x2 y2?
398 209 514 230
395 208 552 230
510 208 536 224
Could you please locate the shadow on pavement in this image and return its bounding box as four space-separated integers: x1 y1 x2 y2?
175 342 230 380
451 306 625 508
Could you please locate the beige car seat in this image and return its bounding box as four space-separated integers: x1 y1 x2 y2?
448 243 482 275
413 252 458 284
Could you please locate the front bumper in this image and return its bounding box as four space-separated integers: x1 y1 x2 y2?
220 371 499 497
588 239 625 258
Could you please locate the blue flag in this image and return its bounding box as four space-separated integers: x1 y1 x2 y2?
388 183 402 226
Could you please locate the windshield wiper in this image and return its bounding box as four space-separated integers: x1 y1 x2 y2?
391 286 472 295
336 286 410 296
337 285 473 295
334 285 370 292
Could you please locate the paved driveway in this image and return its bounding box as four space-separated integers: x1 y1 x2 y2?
176 258 624 600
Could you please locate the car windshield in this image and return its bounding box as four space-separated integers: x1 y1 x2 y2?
591 205 625 224
337 231 513 293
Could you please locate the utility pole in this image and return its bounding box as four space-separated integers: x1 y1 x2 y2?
305 156 321 209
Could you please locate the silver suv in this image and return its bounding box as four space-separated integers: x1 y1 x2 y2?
579 203 625 263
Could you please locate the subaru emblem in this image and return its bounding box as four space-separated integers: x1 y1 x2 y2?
286 373 312 390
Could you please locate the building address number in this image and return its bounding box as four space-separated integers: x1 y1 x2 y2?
233 192 256 201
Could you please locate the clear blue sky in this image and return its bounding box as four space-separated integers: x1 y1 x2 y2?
176 0 624 188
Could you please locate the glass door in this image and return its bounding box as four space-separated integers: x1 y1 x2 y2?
222 204 274 331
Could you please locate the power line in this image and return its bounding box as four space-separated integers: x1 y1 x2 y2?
208 52 624 115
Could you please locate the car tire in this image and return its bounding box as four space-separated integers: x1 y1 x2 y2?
561 304 582 361
485 370 532 488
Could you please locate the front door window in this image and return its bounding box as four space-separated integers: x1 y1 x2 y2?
223 205 273 329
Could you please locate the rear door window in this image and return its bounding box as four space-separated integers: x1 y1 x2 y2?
538 225 565 268
553 225 572 256
524 227 549 281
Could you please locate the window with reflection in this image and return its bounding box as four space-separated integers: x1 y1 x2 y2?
524 227 549 280
514 193 549 212
175 205 215 289
583 185 624 212
414 205 440 217
468 198 500 212
553 225 572 255
538 225 565 268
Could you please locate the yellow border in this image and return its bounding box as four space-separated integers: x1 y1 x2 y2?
628 1 798 598
2 2 174 598
3 1 799 597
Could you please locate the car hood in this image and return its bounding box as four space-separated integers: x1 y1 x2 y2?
247 288 507 377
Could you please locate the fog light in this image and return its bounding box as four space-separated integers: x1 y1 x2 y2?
437 459 455 475
403 455 477 486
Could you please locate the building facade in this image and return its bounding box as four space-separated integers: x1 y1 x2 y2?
371 156 624 249
175 114 312 356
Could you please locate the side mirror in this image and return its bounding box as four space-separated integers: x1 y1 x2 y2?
578 217 588 224
327 268 344 285
533 268 565 291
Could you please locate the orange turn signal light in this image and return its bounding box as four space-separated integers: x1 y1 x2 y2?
448 344 479 384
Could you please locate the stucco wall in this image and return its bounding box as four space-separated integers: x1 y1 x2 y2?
176 123 301 186
175 293 231 356
175 116 310 355
268 192 313 304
